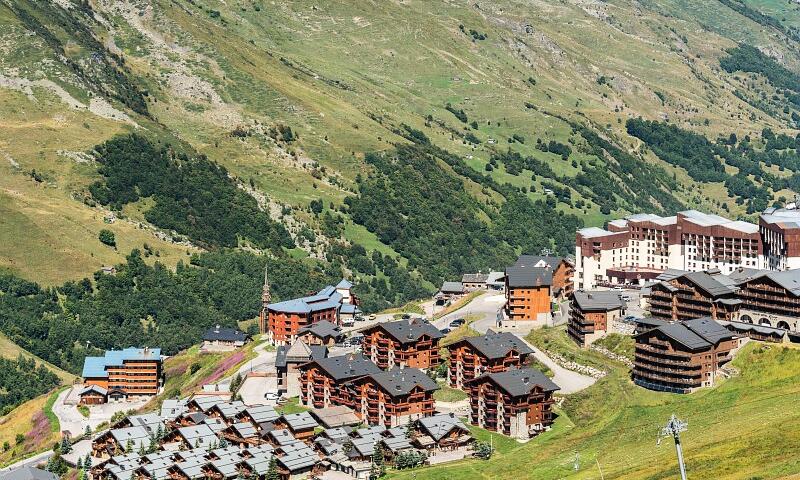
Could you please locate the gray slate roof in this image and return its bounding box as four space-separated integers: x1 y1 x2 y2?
440 281 464 293
304 353 381 381
572 290 625 312
456 331 533 359
359 367 439 397
202 326 250 343
416 413 469 441
279 411 319 431
462 273 488 283
513 255 563 270
297 320 342 340
639 317 734 350
276 341 328 368
375 318 444 344
505 265 552 288
472 367 559 396
0 468 58 480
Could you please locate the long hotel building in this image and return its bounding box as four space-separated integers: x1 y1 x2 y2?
575 210 765 290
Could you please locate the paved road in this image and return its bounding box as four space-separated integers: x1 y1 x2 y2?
429 290 598 394
52 387 148 437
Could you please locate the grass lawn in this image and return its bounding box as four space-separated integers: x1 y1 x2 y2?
276 397 310 415
441 314 483 346
387 341 800 479
433 385 468 403
593 333 635 361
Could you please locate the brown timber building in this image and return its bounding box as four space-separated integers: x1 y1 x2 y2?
446 331 533 389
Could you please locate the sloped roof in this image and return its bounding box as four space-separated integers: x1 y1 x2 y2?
336 279 353 289
462 273 488 283
302 353 381 381
572 290 625 312
310 406 361 428
440 281 464 293
279 412 319 431
453 331 533 359
202 326 250 343
276 341 327 368
297 320 342 340
470 367 559 397
356 367 439 397
82 348 161 378
683 317 736 345
505 265 552 288
370 318 444 344
416 413 469 441
0 467 58 480
80 384 108 396
681 271 738 297
268 285 343 314
239 405 278 424
513 255 563 270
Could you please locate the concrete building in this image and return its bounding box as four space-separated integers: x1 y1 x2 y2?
568 290 626 347
575 210 763 290
275 340 327 396
504 263 553 322
760 207 800 270
466 368 559 440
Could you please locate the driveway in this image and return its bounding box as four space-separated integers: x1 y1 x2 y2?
53 387 148 437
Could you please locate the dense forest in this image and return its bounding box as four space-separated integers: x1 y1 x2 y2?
0 250 337 374
89 134 293 251
0 355 60 415
625 118 800 214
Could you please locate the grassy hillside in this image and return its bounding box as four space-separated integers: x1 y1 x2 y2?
3 0 800 288
0 332 76 384
387 339 800 479
0 387 65 467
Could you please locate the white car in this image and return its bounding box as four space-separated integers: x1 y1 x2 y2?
264 392 280 402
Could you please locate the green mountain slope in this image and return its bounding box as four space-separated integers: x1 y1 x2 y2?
3 0 800 288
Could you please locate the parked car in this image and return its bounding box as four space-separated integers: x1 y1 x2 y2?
449 318 466 328
401 313 411 319
623 315 639 323
368 314 377 321
620 294 632 301
440 327 451 335
264 392 280 401
342 318 355 327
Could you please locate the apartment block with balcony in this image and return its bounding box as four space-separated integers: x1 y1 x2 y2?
466 368 559 440
504 264 553 323
633 317 739 394
345 367 438 427
298 353 381 408
361 318 443 370
568 290 626 347
446 331 533 389
80 347 162 404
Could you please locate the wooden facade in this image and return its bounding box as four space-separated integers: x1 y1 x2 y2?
633 319 738 394
446 332 531 390
504 285 551 321
567 291 625 347
466 368 558 440
344 369 438 428
360 320 443 370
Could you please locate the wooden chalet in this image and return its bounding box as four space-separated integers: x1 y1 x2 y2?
466 367 559 440
344 367 438 428
298 354 381 409
447 331 533 389
360 318 444 370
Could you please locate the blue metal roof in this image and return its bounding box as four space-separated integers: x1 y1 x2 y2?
268 285 344 314
335 279 352 289
81 347 162 378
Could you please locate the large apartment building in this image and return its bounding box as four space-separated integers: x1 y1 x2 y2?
80 347 162 404
575 210 763 290
345 367 439 427
646 268 800 335
361 318 443 370
633 317 739 393
446 331 533 389
466 368 559 440
760 207 800 270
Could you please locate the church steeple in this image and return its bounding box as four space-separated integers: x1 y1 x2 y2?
260 263 271 335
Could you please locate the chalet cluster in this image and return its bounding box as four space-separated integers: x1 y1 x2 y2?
294 318 444 427
80 347 163 405
632 317 740 394
89 396 473 480
447 330 558 440
646 267 800 341
503 255 573 323
261 279 360 345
